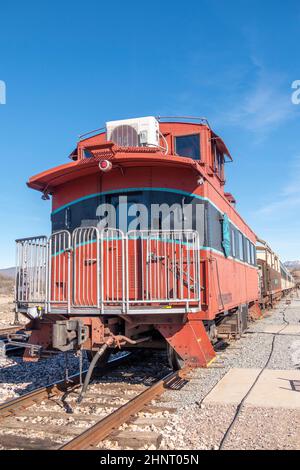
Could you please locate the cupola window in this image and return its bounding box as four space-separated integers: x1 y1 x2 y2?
175 134 201 160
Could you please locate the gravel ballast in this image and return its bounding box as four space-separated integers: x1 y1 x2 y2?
159 297 300 450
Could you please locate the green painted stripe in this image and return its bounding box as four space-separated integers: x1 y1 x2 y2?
51 186 252 240
51 187 211 215
50 187 256 263
52 236 203 257
51 237 257 269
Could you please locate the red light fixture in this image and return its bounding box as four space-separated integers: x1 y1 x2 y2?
99 160 112 172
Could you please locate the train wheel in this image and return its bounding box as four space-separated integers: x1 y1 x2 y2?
167 343 185 370
208 322 218 343
86 349 111 369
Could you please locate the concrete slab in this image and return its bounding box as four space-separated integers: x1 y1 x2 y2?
256 325 283 334
253 324 300 335
245 369 300 409
279 325 300 334
204 368 300 409
203 368 260 405
285 301 300 309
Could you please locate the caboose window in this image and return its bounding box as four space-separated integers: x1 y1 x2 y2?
175 134 201 160
238 231 244 261
231 228 236 257
246 239 251 264
244 239 248 263
212 142 224 180
251 243 256 265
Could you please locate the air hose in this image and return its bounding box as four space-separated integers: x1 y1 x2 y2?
77 341 111 404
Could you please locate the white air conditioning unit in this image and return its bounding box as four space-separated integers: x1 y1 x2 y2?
106 116 160 148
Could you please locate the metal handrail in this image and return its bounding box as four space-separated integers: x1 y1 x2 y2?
156 116 210 128
78 127 105 141
15 228 201 314
15 235 48 310
78 116 211 142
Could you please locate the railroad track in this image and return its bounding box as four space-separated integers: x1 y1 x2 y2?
0 325 24 337
0 325 28 357
0 353 189 450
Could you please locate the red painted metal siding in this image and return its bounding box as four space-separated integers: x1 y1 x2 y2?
28 120 260 321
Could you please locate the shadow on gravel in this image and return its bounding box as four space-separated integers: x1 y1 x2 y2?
0 349 171 398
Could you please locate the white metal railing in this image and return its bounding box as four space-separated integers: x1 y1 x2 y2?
49 230 72 311
126 230 201 308
73 227 99 308
100 228 126 313
15 228 201 314
15 236 48 307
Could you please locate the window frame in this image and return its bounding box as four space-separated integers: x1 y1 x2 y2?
231 227 236 258
212 141 225 180
252 243 256 266
238 231 244 261
174 133 201 161
248 240 251 264
250 243 254 265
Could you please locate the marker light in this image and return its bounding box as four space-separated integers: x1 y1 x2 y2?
99 160 112 172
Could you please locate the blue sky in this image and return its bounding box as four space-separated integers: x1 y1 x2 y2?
0 0 300 267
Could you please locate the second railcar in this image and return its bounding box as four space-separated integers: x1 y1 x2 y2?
256 239 295 308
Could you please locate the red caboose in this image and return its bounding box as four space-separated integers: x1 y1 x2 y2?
15 116 259 370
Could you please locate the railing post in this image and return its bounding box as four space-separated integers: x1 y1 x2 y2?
122 231 126 314
125 233 129 314
47 237 51 313
67 249 71 314
100 230 104 314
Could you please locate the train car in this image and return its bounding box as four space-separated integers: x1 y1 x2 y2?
291 270 300 289
15 116 260 373
256 238 295 307
280 262 295 295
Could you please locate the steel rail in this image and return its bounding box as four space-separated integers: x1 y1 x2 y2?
0 352 134 421
0 381 65 420
0 325 25 337
60 367 189 450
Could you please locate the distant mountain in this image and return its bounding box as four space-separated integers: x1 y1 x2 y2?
284 261 300 271
0 267 15 279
